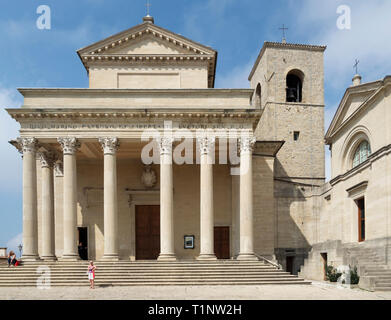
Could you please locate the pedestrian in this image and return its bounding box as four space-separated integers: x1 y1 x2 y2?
88 261 96 289
7 251 17 267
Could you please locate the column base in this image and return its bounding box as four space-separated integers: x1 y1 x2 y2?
157 254 177 261
101 254 119 261
41 255 57 261
59 254 80 261
21 254 41 262
197 254 217 261
236 253 259 261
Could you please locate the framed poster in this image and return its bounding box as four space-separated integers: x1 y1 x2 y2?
184 235 195 249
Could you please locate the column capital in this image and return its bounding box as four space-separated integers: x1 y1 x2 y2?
39 151 56 168
157 136 174 155
17 137 38 154
239 136 256 154
58 137 80 155
197 136 216 155
99 137 120 155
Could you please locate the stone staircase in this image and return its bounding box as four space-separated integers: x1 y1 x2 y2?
0 260 311 287
344 246 391 291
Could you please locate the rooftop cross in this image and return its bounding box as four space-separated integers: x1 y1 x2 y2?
146 0 151 16
354 59 360 74
279 24 288 43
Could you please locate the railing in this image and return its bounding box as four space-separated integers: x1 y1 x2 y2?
254 254 282 270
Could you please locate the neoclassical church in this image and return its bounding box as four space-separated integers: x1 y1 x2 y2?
6 15 391 289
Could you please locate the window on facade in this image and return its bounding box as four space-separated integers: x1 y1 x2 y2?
356 198 365 242
254 83 261 107
293 131 300 141
352 141 371 168
286 70 303 103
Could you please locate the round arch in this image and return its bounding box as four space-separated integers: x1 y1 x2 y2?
340 126 373 172
285 68 305 103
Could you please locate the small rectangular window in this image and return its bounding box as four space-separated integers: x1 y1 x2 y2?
293 131 300 141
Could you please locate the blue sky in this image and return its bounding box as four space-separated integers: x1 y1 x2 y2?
1 0 391 252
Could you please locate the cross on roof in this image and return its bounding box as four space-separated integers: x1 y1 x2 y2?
279 24 288 42
146 0 151 16
354 59 360 74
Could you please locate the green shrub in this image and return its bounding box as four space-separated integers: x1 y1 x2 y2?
350 266 360 285
326 265 342 282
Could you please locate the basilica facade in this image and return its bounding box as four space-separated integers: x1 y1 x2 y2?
7 16 391 288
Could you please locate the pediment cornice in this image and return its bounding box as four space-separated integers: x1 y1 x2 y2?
77 22 217 87
325 76 391 144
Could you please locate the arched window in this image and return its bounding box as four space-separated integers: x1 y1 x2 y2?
286 70 303 103
353 141 371 168
254 83 261 107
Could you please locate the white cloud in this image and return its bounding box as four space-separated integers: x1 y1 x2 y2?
6 232 23 257
0 86 23 192
299 0 391 88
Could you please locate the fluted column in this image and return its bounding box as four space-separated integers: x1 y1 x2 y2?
99 137 120 261
58 137 80 260
18 138 40 261
39 151 56 260
197 137 217 260
157 136 176 261
237 136 258 261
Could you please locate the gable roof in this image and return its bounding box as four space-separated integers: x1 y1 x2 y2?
77 19 218 88
325 75 391 144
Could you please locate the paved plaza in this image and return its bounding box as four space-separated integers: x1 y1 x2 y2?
1 282 391 300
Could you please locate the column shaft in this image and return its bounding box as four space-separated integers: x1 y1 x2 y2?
100 138 119 260
237 137 258 261
58 138 80 260
40 153 56 260
231 171 240 258
197 137 216 260
158 137 176 261
20 138 39 261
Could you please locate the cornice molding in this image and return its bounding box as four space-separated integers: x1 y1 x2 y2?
8 109 261 122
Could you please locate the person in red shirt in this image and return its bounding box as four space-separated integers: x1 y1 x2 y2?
87 261 97 289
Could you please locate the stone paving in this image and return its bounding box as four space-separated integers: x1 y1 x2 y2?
1 282 391 300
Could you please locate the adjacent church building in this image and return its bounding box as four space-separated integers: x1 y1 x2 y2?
6 15 391 289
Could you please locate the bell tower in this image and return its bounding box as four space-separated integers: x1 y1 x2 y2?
249 41 326 186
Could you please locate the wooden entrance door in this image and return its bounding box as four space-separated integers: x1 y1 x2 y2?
136 205 160 260
214 226 230 259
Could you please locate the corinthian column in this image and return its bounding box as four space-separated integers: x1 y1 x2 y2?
197 136 217 260
39 151 56 260
237 136 258 261
18 138 40 261
99 137 120 261
157 136 176 261
58 137 80 260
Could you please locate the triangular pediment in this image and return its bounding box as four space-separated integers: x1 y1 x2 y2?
77 20 217 87
78 22 216 57
325 80 384 143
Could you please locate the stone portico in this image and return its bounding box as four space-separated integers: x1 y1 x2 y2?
6 16 287 263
